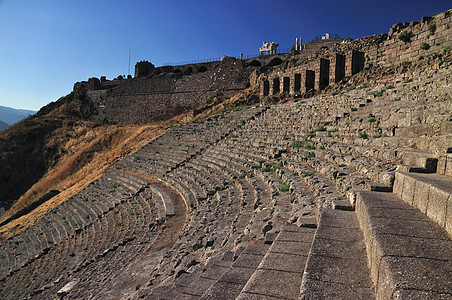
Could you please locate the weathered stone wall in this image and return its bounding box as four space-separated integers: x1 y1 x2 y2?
79 10 451 124
80 57 256 124
260 9 452 97
371 10 451 66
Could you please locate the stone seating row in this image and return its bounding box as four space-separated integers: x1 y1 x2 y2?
0 181 163 299
0 171 152 277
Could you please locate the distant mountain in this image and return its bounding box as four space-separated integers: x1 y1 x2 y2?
0 105 37 126
0 120 8 131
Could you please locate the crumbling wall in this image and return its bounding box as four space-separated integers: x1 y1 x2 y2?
373 10 451 66
259 9 452 97
80 57 255 124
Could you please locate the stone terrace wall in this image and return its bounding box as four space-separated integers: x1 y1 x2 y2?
82 57 256 124
260 9 452 97
372 10 452 67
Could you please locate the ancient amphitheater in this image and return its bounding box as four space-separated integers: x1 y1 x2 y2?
0 9 451 300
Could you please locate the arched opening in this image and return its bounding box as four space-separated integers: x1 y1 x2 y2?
248 60 262 67
173 69 182 74
352 50 365 75
319 58 330 90
283 77 290 93
263 80 270 96
154 69 162 75
267 57 283 67
335 54 346 83
184 67 193 75
272 77 280 94
306 70 315 92
197 66 208 73
294 74 301 92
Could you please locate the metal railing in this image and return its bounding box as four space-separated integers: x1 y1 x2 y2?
161 48 292 67
162 57 222 67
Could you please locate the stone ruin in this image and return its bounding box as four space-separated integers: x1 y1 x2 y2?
260 41 279 55
0 8 451 300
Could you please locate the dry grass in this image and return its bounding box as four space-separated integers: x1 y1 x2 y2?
0 103 199 242
192 87 260 121
0 123 166 241
0 86 255 241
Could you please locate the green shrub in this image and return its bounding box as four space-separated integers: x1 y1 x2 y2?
304 143 316 150
429 23 437 35
359 132 368 139
398 31 412 43
206 96 214 104
262 166 272 172
420 43 430 50
82 102 98 119
302 172 314 177
279 182 290 192
305 152 315 159
373 90 384 97
291 141 303 148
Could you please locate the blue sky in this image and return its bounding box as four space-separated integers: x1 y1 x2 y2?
0 1 450 111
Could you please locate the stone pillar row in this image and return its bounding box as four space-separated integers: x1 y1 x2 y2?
260 50 365 96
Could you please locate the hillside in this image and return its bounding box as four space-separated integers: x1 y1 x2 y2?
0 93 168 216
0 105 36 126
0 120 8 131
0 9 451 300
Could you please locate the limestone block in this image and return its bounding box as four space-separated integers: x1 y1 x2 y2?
57 279 79 299
447 196 452 237
437 155 447 175
446 155 452 177
426 185 449 229
401 173 416 205
393 172 404 197
413 179 430 213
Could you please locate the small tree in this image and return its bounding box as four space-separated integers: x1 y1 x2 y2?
398 31 412 43
420 43 430 50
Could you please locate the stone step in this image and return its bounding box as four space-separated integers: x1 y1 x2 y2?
166 176 197 210
150 252 236 299
356 191 452 299
147 188 166 219
237 225 315 300
200 240 271 299
437 152 452 176
393 171 452 236
299 209 375 299
397 149 438 172
150 185 175 216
